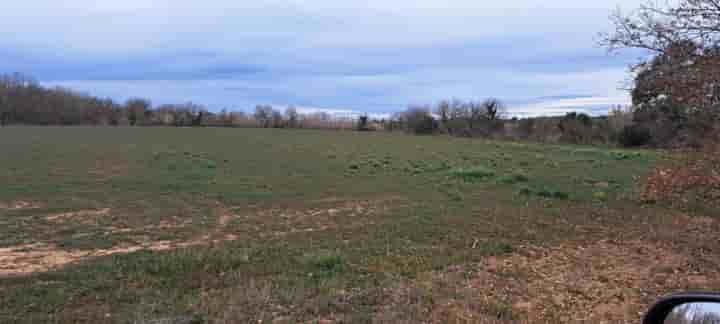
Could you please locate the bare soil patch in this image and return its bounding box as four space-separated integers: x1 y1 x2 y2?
0 201 41 211
374 214 720 324
46 208 111 223
0 199 388 276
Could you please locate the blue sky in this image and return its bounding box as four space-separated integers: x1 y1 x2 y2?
1 0 649 117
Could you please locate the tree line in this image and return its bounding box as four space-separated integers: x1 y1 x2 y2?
0 70 704 148
2 0 719 149
0 73 356 130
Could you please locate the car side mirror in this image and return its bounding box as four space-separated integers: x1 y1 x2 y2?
645 293 720 324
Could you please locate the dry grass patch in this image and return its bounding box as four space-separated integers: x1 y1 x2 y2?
0 200 41 211
0 198 391 277
373 215 720 324
46 208 111 223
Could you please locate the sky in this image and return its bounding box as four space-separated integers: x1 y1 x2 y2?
0 0 650 117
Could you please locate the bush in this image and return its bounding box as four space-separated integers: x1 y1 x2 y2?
558 113 594 144
309 255 344 279
536 187 569 199
618 125 652 147
497 173 529 184
449 166 495 182
517 118 535 138
403 107 437 135
357 115 370 131
642 142 720 210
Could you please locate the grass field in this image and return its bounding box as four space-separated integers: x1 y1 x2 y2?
1 127 718 323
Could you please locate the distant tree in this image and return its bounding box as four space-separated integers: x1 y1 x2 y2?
271 109 284 128
517 118 535 139
193 110 204 127
436 100 451 133
285 106 300 128
403 106 437 134
357 114 370 131
481 98 506 120
558 112 594 144
216 109 231 127
254 105 274 128
125 98 151 126
0 91 9 126
468 101 485 129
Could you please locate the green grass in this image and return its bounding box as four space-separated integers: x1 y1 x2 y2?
0 127 662 323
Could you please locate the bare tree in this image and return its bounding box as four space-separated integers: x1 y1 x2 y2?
125 98 152 126
271 109 284 128
602 0 720 53
254 105 274 128
403 105 437 134
436 100 451 132
468 101 485 128
481 98 507 121
285 106 300 128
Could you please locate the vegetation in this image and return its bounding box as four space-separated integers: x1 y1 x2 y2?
0 71 704 149
0 2 719 322
0 127 668 323
601 0 720 148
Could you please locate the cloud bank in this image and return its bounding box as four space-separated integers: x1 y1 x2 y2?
2 1 648 115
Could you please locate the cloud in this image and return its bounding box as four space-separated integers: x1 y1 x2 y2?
511 96 630 117
4 1 649 116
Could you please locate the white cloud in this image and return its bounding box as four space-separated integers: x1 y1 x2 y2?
510 96 631 117
7 1 648 116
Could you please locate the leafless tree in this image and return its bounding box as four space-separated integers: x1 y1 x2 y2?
602 0 720 53
125 98 152 126
481 98 507 121
403 105 437 134
436 100 451 132
254 105 274 128
271 109 284 128
285 106 300 128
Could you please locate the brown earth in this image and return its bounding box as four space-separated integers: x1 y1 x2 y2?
370 214 720 324
0 199 388 276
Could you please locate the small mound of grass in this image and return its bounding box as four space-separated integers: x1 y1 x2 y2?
496 172 529 185
477 242 514 255
516 185 533 196
308 254 344 279
611 151 642 160
515 185 569 200
449 166 495 182
536 187 569 199
593 191 608 201
406 160 453 175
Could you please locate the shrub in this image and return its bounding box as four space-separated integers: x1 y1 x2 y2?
536 187 569 199
593 191 608 201
516 185 533 196
449 166 495 182
357 115 370 131
558 113 594 144
497 173 529 184
403 107 437 135
517 118 535 139
618 125 652 147
309 255 344 279
642 142 720 210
